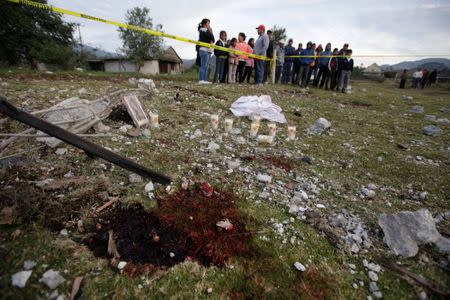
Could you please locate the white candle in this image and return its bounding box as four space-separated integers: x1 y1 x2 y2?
210 114 219 129
268 123 277 137
224 118 233 132
288 126 296 140
253 115 261 125
150 113 159 128
250 122 260 137
257 135 274 144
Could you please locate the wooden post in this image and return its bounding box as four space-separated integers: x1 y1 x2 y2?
271 49 276 84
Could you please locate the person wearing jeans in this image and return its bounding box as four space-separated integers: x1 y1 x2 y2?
253 24 269 84
213 31 228 83
282 39 295 84
338 49 354 93
197 18 215 83
298 41 314 88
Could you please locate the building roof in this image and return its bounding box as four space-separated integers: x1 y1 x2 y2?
88 46 183 64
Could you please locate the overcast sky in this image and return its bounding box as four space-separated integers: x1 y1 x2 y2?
50 0 450 66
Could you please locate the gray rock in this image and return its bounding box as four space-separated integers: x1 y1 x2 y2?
294 262 306 272
227 160 241 169
378 209 442 257
235 136 247 144
129 173 142 184
424 115 436 122
257 174 272 183
372 291 383 299
230 128 242 135
418 291 427 300
307 118 331 135
436 118 449 125
369 281 379 292
423 125 442 136
55 148 67 155
367 263 381 273
368 271 378 282
410 105 424 113
39 269 65 289
435 237 450 254
12 270 32 288
207 141 220 152
402 95 413 101
23 260 37 270
361 188 376 198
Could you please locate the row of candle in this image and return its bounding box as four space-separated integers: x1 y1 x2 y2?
210 114 297 142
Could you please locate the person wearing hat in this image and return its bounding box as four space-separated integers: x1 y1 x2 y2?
253 25 270 84
275 39 285 84
282 38 296 84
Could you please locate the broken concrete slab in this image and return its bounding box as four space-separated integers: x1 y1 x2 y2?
39 269 65 289
122 94 149 128
378 209 446 257
11 270 32 288
307 118 331 135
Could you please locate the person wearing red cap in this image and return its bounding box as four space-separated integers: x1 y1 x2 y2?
253 25 269 84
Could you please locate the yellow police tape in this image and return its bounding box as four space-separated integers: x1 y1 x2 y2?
8 0 450 61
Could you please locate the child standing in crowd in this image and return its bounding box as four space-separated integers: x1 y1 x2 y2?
197 18 215 84
242 38 255 83
306 43 319 86
338 49 353 93
275 40 285 84
228 38 239 84
213 31 228 83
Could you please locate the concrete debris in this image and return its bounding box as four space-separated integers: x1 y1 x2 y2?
378 209 449 257
129 173 143 184
256 174 272 183
23 260 37 270
410 105 424 113
207 141 220 152
11 270 32 288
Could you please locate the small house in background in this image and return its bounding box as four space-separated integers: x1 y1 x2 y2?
89 46 183 75
364 63 383 76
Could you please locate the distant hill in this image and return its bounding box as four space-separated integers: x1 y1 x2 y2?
182 58 196 69
73 44 121 60
381 58 450 71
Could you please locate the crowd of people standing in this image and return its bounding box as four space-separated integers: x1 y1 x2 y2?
400 68 438 89
196 19 354 93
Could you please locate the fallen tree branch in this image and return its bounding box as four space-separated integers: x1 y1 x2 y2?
379 257 450 297
0 133 114 138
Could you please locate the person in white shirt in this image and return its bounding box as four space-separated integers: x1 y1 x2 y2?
412 69 423 88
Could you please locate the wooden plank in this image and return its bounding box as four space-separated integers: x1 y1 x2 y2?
0 96 171 185
122 94 149 128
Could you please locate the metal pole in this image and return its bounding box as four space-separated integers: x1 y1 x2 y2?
271 49 276 84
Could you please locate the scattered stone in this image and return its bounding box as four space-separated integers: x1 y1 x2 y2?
368 271 378 282
436 118 449 125
118 261 127 270
419 191 428 200
207 141 220 152
301 155 313 165
372 291 383 299
78 88 87 95
418 291 427 300
422 125 442 136
316 204 326 209
369 281 379 292
191 129 202 139
119 126 128 133
94 122 110 133
23 260 37 270
39 269 65 289
256 174 272 183
307 118 331 135
235 136 246 144
227 160 241 169
59 229 68 237
55 148 67 155
142 128 151 138
378 209 445 257
293 262 306 272
424 115 436 122
367 183 377 190
402 95 413 101
207 287 213 293
144 181 155 192
361 188 376 198
230 128 241 135
169 252 175 258
12 270 32 288
129 173 142 184
348 263 356 270
410 105 424 113
367 263 381 273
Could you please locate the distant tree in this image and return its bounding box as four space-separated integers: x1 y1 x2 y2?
0 0 75 67
118 7 164 71
271 25 287 44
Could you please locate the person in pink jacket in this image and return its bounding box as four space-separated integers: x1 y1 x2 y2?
236 33 252 83
228 38 239 84
242 38 255 83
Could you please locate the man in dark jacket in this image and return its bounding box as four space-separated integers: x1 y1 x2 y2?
213 31 228 83
298 42 314 88
292 43 303 84
282 39 296 84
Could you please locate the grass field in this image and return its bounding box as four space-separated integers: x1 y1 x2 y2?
0 69 449 299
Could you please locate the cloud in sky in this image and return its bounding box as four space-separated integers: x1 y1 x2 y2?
50 0 450 66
